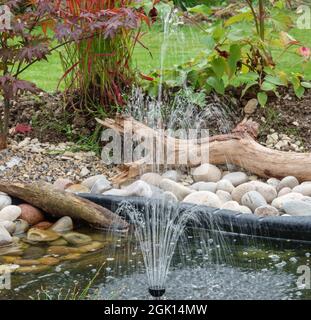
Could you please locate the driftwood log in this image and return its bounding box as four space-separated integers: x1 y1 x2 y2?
97 116 311 184
0 181 129 231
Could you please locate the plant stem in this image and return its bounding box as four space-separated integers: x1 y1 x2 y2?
259 0 265 41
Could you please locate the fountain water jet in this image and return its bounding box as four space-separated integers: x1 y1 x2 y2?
117 200 200 298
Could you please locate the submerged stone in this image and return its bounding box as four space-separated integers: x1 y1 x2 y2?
27 228 60 242
62 232 92 246
50 216 73 233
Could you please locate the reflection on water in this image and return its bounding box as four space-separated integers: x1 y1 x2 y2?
0 227 310 300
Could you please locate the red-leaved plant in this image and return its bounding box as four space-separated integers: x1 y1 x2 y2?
0 0 157 149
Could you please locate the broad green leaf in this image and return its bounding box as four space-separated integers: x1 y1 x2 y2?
188 5 212 16
257 92 268 106
301 82 311 89
261 81 276 92
228 44 241 78
206 76 225 95
225 12 253 27
211 58 226 78
294 86 305 99
265 75 286 86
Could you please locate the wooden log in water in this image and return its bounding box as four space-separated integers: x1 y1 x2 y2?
0 181 129 231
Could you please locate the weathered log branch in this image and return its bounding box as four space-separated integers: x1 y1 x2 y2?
97 116 311 184
0 181 129 231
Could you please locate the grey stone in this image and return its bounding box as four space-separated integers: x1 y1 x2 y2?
241 191 267 212
90 177 112 194
278 176 299 191
231 182 256 203
0 205 22 222
216 180 234 193
192 164 222 183
254 205 279 217
50 216 73 233
159 179 193 201
271 192 305 210
13 219 29 235
103 180 153 198
141 172 163 187
0 194 12 210
221 201 241 212
250 181 277 203
266 178 280 189
162 170 181 182
0 225 12 247
0 221 16 234
278 187 292 197
183 191 221 208
222 172 248 187
216 190 232 204
240 206 252 214
283 200 311 216
82 175 109 189
293 184 311 196
190 182 217 193
163 191 178 203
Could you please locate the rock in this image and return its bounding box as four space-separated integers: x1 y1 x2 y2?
267 178 280 189
82 175 110 189
283 200 311 216
278 187 292 197
159 179 193 201
50 217 73 233
240 206 252 214
163 191 178 203
0 205 21 222
0 221 16 234
216 190 232 204
0 225 12 247
241 191 267 212
27 228 60 242
244 98 258 115
271 193 305 210
278 176 299 191
162 170 181 182
231 183 256 203
13 219 29 235
66 184 90 193
53 178 73 191
79 241 105 253
47 246 81 255
249 181 277 203
182 191 221 208
293 184 311 196
80 167 90 177
90 177 112 194
50 239 68 246
0 193 12 210
190 182 217 193
59 253 82 261
38 257 60 266
141 172 163 187
33 221 53 230
222 172 248 187
62 232 92 246
254 205 279 217
216 180 234 193
19 204 45 225
104 180 153 198
22 246 46 259
192 164 222 183
248 175 258 181
14 258 41 266
221 201 241 212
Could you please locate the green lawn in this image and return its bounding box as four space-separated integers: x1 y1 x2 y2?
21 25 311 92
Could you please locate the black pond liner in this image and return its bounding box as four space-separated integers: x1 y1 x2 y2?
77 193 311 243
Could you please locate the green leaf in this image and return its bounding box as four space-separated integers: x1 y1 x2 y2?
206 76 225 95
188 5 212 16
301 82 311 89
227 44 241 78
261 81 276 92
294 86 305 99
225 11 253 27
211 58 226 78
257 92 268 106
265 75 286 86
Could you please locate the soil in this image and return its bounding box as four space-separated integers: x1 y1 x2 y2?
1 87 311 152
